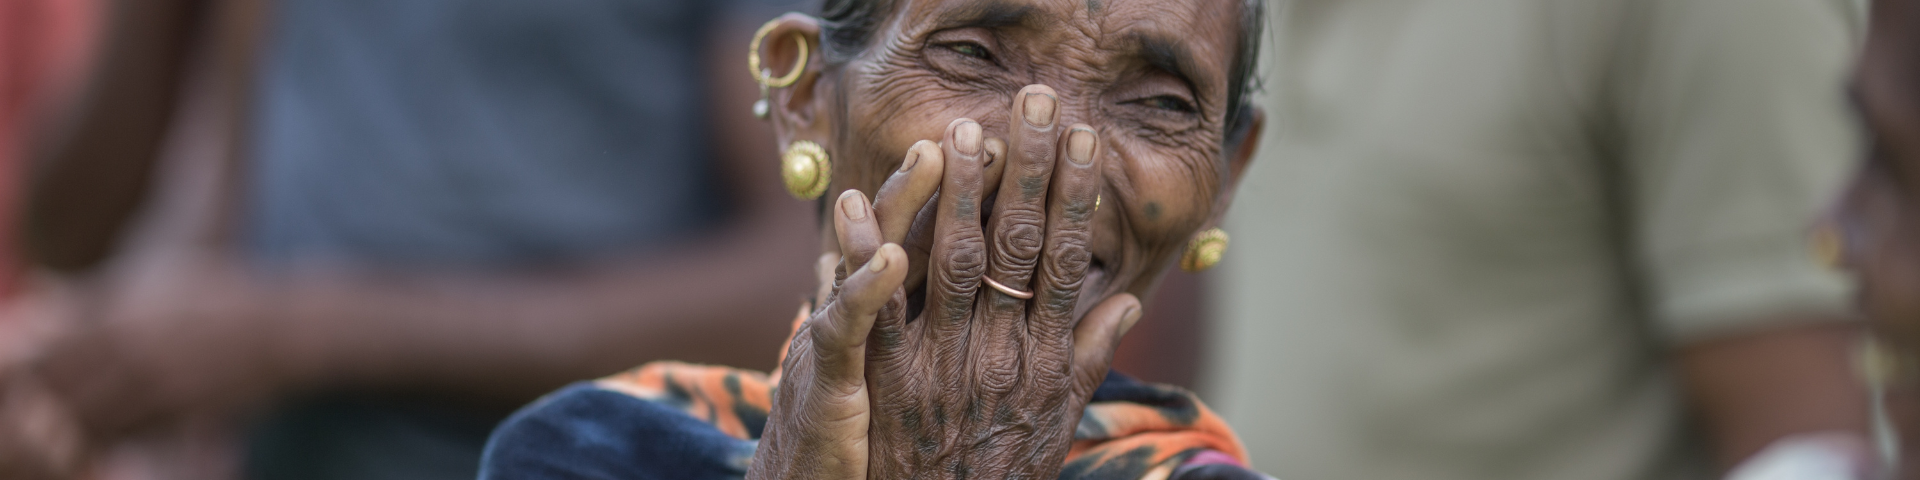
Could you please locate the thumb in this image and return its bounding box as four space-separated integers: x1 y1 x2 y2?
1069 293 1142 402
809 243 908 385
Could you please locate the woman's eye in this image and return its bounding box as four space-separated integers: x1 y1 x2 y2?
1135 95 1197 113
941 42 992 60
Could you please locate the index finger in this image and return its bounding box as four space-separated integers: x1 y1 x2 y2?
872 140 945 246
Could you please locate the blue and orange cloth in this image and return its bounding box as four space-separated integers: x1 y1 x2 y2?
479 307 1270 480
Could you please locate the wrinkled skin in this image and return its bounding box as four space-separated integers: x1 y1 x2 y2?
746 0 1262 478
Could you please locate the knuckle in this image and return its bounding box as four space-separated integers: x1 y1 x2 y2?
991 218 1045 266
990 403 1038 433
975 355 1021 397
977 365 1020 398
1041 235 1092 283
938 237 988 282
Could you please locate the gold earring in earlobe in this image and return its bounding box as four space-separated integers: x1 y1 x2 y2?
748 19 810 119
782 141 831 199
1180 228 1229 273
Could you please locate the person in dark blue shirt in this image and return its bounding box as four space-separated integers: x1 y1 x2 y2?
2 0 818 478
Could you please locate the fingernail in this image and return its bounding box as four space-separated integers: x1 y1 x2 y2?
1120 306 1143 335
956 121 982 156
867 248 890 272
1023 93 1056 127
841 191 868 220
899 149 920 173
1068 127 1095 165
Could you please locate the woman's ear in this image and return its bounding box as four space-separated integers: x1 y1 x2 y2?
759 14 833 148
1225 106 1265 191
1205 106 1266 227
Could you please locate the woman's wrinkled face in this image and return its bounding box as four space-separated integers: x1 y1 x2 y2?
821 0 1252 305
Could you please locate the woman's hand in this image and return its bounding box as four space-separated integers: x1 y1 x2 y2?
748 85 1143 479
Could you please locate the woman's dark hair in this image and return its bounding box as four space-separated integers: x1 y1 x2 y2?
817 0 1267 148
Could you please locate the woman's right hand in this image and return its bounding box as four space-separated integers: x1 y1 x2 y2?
748 85 1143 479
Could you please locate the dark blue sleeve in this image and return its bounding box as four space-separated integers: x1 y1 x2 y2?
477 383 757 480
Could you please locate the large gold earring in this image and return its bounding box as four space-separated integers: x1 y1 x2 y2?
1180 228 1229 273
782 141 831 199
749 20 809 119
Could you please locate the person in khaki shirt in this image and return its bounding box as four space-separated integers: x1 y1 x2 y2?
1209 0 1872 478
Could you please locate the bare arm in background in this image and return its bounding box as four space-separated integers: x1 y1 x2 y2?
16 0 817 446
1678 321 1872 472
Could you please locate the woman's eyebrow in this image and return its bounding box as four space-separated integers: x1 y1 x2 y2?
1132 33 1214 95
931 0 1042 29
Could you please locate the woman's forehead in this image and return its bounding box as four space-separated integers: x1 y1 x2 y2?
888 0 1243 81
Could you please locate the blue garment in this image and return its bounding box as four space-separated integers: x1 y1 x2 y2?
237 0 789 478
479 383 759 480
247 0 732 267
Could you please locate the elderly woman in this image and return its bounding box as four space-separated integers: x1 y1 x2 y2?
479 0 1268 478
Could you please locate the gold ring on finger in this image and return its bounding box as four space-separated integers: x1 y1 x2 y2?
982 276 1034 300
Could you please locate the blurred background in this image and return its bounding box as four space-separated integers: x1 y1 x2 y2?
0 0 1911 479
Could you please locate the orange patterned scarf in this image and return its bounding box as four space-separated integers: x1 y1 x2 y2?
588 305 1257 479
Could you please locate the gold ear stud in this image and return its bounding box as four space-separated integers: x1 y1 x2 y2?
781 141 831 199
1180 228 1229 273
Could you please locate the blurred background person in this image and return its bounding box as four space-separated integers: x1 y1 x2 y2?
6 0 820 478
1209 0 1873 479
1839 0 1920 476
